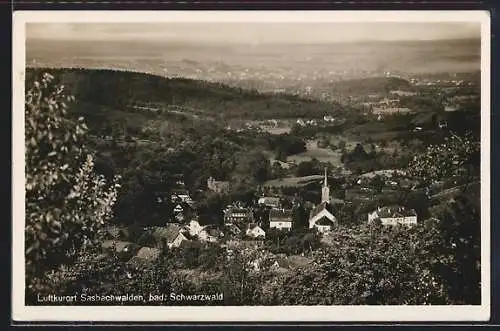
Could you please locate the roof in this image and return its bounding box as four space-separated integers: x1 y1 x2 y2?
247 223 264 231
373 206 417 218
225 223 242 233
258 197 281 205
150 224 183 243
205 227 222 236
315 216 336 226
269 208 293 221
309 202 334 219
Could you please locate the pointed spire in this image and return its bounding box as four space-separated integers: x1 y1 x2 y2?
324 167 328 187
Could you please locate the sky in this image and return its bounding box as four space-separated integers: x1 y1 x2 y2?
26 22 480 44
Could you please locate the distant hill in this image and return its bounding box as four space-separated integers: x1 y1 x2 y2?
25 67 345 122
329 76 413 96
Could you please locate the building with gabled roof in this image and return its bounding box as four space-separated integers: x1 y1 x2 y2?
145 224 191 249
246 223 266 239
224 206 254 225
269 208 293 231
308 168 337 233
368 205 417 226
258 196 281 209
309 202 337 233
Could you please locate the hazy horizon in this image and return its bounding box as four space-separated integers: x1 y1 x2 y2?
26 22 480 45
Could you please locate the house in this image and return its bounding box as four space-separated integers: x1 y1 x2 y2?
296 119 306 126
323 115 335 122
246 223 266 239
176 194 194 205
149 224 190 249
224 206 254 224
438 120 448 129
258 196 281 209
207 177 230 194
171 190 195 206
308 168 338 233
224 223 242 236
183 220 204 237
273 160 295 170
200 227 224 242
367 206 418 226
171 202 196 223
173 204 184 214
269 208 293 231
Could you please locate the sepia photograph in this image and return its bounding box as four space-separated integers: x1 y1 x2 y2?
12 10 490 322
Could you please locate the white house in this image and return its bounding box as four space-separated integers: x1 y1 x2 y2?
368 206 418 226
258 196 281 209
246 224 266 239
269 208 293 231
296 119 306 126
184 220 204 237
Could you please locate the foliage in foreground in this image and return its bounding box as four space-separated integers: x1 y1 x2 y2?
31 193 479 306
25 73 120 299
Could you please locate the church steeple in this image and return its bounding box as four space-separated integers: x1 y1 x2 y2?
321 167 330 203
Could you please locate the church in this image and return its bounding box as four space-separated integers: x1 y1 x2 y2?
308 168 338 233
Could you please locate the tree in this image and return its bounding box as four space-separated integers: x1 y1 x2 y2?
338 140 347 151
270 224 452 305
407 132 480 187
25 73 120 297
271 161 286 179
430 195 481 304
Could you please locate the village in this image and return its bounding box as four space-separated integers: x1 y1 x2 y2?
102 164 421 273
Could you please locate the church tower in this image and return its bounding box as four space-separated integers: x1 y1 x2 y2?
321 167 330 203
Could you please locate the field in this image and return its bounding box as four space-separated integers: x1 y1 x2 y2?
263 175 324 188
263 127 292 135
286 140 341 165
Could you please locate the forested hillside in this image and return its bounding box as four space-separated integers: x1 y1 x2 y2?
25 67 344 122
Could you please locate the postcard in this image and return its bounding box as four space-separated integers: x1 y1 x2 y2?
12 10 491 322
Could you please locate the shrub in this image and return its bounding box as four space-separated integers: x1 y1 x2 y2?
25 73 120 299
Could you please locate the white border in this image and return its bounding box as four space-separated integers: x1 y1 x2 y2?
12 10 491 322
